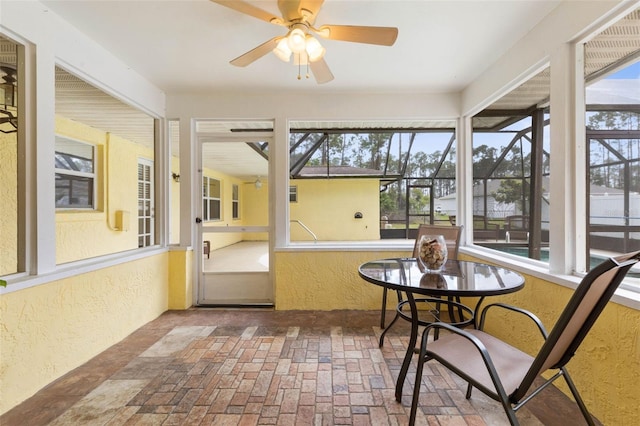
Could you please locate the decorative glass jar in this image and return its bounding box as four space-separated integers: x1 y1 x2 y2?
417 234 448 273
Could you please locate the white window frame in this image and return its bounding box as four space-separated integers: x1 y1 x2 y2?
54 135 96 210
203 176 221 221
232 184 239 219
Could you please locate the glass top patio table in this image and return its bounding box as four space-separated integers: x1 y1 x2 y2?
358 258 525 297
358 258 525 402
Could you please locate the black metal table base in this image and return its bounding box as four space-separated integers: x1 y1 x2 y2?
393 293 483 402
379 294 474 347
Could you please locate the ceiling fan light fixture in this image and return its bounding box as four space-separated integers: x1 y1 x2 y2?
305 35 325 62
273 38 292 62
287 27 307 53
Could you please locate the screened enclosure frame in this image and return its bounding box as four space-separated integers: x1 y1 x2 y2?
471 107 550 259
585 107 640 264
288 128 457 236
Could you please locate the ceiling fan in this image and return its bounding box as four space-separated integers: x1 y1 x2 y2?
211 0 398 84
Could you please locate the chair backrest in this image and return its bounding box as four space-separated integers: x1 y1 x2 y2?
514 250 640 400
505 215 529 231
412 224 463 260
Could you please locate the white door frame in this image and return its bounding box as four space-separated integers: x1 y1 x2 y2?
195 129 273 306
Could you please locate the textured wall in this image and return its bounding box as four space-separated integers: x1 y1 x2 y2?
0 131 18 276
0 254 168 414
289 178 380 241
168 248 193 309
274 250 409 310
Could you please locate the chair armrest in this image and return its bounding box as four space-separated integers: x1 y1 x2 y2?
421 322 505 386
424 321 478 339
478 302 548 339
423 322 491 357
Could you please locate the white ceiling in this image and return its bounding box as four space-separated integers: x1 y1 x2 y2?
201 141 269 180
39 0 562 94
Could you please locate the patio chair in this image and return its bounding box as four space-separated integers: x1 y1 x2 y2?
409 249 640 426
379 224 462 346
473 215 501 241
505 215 529 242
449 215 499 241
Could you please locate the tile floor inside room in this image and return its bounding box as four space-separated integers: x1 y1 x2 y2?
1 310 599 425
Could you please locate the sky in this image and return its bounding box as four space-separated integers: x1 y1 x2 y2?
607 60 640 79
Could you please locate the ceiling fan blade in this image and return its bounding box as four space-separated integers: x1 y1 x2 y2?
230 37 281 67
278 0 324 24
317 25 398 46
310 58 334 84
211 0 284 25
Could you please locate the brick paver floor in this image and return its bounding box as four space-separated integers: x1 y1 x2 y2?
1 310 597 425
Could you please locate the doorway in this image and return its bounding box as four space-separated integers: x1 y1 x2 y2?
196 122 272 306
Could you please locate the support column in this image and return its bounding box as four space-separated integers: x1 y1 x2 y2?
549 42 585 274
529 108 544 260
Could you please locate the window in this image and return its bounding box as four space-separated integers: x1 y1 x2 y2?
471 67 551 260
54 66 157 264
288 125 456 241
55 136 96 209
583 9 640 286
585 60 640 280
203 176 221 221
232 184 239 219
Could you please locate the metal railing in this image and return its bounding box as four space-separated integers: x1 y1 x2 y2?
290 220 318 242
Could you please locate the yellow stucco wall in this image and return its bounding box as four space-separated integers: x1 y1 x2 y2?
242 181 269 241
0 254 168 414
0 130 18 276
274 250 409 310
274 250 639 425
289 179 380 241
55 116 154 264
168 248 193 309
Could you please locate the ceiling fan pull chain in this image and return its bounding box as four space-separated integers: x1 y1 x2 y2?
306 62 310 79
297 54 301 80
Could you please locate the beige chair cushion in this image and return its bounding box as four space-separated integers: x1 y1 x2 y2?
427 329 534 396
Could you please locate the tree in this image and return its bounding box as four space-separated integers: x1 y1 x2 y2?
379 190 396 216
588 111 640 131
409 188 430 215
472 145 498 178
492 179 530 214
